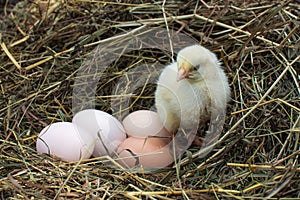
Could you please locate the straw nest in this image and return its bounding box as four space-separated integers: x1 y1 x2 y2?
1 0 299 199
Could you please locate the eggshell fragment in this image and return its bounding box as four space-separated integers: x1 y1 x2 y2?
72 109 126 157
116 137 173 169
122 110 172 138
36 122 94 162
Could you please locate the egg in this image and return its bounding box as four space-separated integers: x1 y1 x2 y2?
72 109 126 157
36 122 95 162
116 137 173 169
122 110 172 138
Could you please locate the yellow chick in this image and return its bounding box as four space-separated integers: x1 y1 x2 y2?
155 45 230 138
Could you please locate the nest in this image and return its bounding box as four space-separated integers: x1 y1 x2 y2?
1 0 299 199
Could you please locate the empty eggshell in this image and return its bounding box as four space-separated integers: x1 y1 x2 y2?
122 110 172 138
72 109 126 157
116 137 173 169
36 122 95 162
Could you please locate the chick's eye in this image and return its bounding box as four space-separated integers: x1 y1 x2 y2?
193 65 199 71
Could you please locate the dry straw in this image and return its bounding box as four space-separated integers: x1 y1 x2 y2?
0 0 299 199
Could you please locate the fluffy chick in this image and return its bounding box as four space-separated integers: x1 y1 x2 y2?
155 45 230 136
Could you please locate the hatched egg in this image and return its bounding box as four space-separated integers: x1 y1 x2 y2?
72 109 126 157
122 110 172 138
116 137 173 169
36 122 94 162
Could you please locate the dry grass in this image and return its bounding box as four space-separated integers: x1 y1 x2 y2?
1 0 299 199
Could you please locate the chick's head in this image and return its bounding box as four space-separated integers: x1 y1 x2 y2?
176 45 216 82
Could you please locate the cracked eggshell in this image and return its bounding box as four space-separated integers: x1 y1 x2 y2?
72 109 126 157
116 137 173 169
36 122 94 162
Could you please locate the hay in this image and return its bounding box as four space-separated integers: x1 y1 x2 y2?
1 0 299 199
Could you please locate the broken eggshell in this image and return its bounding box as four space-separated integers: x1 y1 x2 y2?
116 137 173 169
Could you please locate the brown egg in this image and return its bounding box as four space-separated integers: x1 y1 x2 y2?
122 110 172 138
116 137 173 169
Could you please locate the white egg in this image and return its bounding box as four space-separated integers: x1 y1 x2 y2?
122 110 172 138
36 122 95 162
72 109 126 157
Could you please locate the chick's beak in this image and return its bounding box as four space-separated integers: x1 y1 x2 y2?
177 64 189 81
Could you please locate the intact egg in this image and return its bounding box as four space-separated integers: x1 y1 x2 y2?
122 110 172 138
116 137 173 169
72 109 126 157
36 122 94 162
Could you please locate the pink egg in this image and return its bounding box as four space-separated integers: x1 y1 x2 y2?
36 122 94 162
116 137 173 169
122 110 172 138
72 109 126 157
